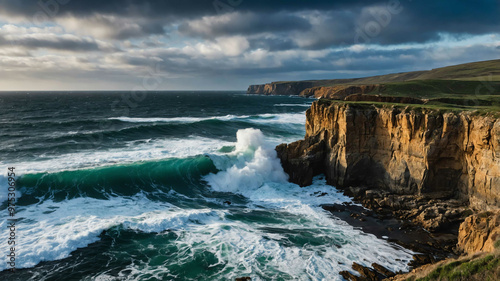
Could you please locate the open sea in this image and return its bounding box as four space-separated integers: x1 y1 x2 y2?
0 92 414 280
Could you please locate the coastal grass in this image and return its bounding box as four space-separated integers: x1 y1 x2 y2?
273 59 500 115
366 80 500 100
413 59 500 81
317 78 500 117
272 60 500 89
318 98 500 118
411 253 500 281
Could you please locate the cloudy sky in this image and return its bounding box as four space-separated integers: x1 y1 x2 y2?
0 0 499 91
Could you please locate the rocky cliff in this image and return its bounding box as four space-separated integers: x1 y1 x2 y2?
246 81 315 95
247 83 380 98
275 100 500 280
388 210 500 281
277 101 500 223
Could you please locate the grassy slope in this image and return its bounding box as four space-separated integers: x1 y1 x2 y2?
308 60 500 113
414 59 500 81
396 248 500 281
415 254 500 281
365 80 500 113
272 59 500 87
268 60 500 113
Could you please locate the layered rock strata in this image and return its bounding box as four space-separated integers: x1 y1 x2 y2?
276 101 500 230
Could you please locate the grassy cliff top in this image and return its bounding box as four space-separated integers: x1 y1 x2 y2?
363 79 500 113
255 59 500 114
270 59 500 87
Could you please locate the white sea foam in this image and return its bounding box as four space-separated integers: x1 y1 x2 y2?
109 111 306 126
110 201 413 281
109 115 243 123
0 195 226 271
274 103 312 107
248 112 306 125
202 128 415 279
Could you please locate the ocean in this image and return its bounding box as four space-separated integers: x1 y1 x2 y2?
0 92 413 280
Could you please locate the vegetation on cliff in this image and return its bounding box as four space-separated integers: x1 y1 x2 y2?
247 59 500 96
248 59 500 114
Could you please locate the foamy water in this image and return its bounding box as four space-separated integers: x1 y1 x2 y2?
0 128 414 279
0 93 413 280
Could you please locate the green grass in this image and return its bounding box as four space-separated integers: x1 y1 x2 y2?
318 98 500 117
316 78 500 115
260 59 500 115
416 254 500 281
415 60 500 81
367 80 500 99
267 60 500 88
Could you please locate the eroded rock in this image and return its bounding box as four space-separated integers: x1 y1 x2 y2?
458 210 500 255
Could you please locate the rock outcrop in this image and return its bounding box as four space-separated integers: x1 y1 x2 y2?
458 210 500 255
277 101 500 230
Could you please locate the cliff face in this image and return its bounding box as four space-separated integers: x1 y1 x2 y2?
247 83 380 99
277 101 500 212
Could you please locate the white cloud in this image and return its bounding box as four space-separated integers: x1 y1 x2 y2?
57 14 165 40
0 23 116 51
215 36 249 56
182 36 249 59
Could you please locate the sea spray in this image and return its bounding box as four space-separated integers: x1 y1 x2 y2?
203 128 415 279
205 128 288 193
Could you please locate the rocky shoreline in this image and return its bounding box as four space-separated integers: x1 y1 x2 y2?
275 100 500 280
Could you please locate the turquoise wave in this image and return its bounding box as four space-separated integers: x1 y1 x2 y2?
14 156 218 205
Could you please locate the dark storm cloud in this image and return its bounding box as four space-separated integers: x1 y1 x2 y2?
0 33 112 52
178 12 311 38
0 0 498 44
0 0 364 18
109 21 165 40
350 0 500 45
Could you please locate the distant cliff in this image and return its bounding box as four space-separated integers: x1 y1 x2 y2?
247 81 316 96
246 59 500 97
247 82 382 98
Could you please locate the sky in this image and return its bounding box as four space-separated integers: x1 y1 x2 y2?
0 0 499 91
